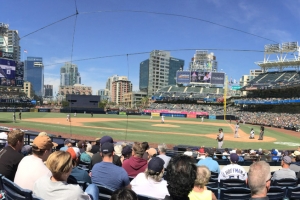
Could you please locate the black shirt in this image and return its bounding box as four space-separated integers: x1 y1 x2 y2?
0 146 24 181
89 153 122 170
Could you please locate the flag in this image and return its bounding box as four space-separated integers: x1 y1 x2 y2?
24 50 27 53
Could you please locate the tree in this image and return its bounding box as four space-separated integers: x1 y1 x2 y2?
98 99 108 108
141 96 149 108
61 100 69 107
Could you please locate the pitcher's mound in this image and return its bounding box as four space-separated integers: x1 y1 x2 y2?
152 124 180 128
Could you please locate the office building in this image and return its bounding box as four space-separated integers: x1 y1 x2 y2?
189 50 218 72
239 69 263 87
44 84 53 97
60 62 81 86
58 84 92 98
24 57 44 96
111 80 132 105
105 75 128 100
0 23 21 61
97 89 109 101
22 81 34 98
139 50 184 95
122 91 147 108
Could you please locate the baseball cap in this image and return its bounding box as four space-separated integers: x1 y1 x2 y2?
114 145 122 157
283 156 292 164
101 142 114 154
219 128 223 131
122 145 132 155
64 138 75 145
292 151 300 157
32 136 55 151
38 132 48 136
205 148 214 157
67 147 81 160
230 153 239 163
100 136 113 145
95 137 101 142
146 148 157 156
148 157 165 173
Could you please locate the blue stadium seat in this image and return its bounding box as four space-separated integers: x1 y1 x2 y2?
1 176 42 200
272 178 298 188
210 171 219 179
287 186 300 200
207 178 218 188
219 179 247 188
207 186 219 199
267 186 286 200
96 184 114 200
220 187 251 199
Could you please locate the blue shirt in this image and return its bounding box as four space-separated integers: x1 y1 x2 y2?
91 161 129 191
71 166 91 184
197 157 220 173
59 146 68 151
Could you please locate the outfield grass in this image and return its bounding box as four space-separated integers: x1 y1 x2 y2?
0 112 299 149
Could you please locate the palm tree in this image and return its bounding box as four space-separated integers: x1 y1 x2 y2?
141 96 149 108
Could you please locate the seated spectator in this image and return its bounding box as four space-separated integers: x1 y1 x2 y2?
222 148 230 160
33 151 99 200
218 153 247 182
260 149 272 162
120 145 132 163
131 157 169 199
247 161 271 200
164 155 197 200
290 154 300 172
60 138 75 151
114 145 123 157
236 149 244 162
90 138 100 154
14 135 54 190
91 142 130 191
122 142 148 177
90 136 122 169
272 156 296 180
110 188 138 200
157 143 171 169
67 147 91 184
77 140 86 153
142 142 150 160
85 143 93 157
189 166 217 200
146 148 157 160
197 148 220 173
0 129 24 181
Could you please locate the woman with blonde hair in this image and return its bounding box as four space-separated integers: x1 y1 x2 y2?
189 165 217 200
33 151 98 200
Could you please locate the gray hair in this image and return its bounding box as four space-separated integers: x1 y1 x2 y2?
158 143 167 153
248 161 271 196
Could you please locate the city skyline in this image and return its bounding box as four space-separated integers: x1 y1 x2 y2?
1 0 299 95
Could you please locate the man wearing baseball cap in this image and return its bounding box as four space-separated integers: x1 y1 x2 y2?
90 135 122 170
14 135 55 190
218 153 247 182
272 156 296 180
131 157 169 199
91 142 130 191
59 138 75 151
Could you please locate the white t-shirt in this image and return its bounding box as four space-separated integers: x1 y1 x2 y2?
14 155 52 190
131 173 169 199
157 154 171 169
0 132 7 144
34 176 90 200
218 164 247 182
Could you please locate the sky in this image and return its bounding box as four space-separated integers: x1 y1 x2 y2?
1 0 300 95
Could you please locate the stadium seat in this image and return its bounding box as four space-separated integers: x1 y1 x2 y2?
267 186 286 200
207 186 219 199
1 176 41 200
210 171 219 178
137 194 157 200
219 187 251 199
219 179 247 188
0 174 3 190
272 178 298 188
286 186 300 200
96 184 114 200
207 178 218 188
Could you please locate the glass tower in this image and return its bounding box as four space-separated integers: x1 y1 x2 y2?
24 57 44 96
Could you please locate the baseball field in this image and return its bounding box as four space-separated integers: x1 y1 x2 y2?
0 112 299 150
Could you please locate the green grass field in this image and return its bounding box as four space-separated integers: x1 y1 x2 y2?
0 112 299 150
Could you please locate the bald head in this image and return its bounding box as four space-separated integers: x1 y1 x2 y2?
248 161 271 197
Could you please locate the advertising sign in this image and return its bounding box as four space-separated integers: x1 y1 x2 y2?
0 51 14 60
232 86 241 90
176 71 190 84
190 71 211 83
210 72 225 85
0 58 23 87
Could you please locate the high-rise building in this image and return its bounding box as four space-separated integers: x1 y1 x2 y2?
139 50 184 95
44 84 53 97
105 75 128 100
189 50 218 72
22 81 34 98
111 80 132 105
60 62 81 86
97 89 109 101
58 84 92 98
24 57 44 97
0 23 21 61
